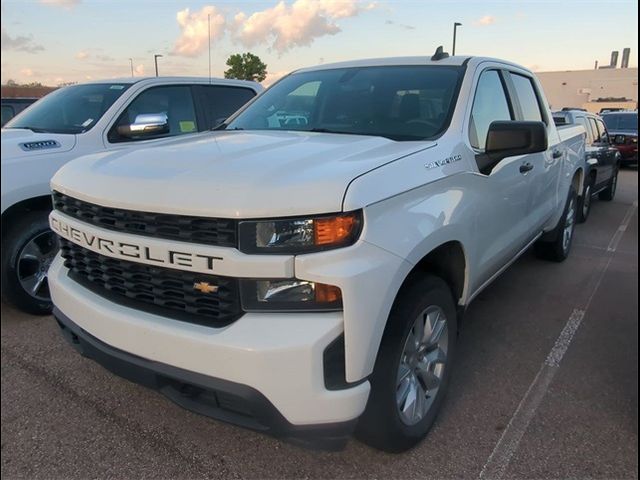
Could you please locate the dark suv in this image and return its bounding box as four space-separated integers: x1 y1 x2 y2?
601 111 638 166
553 110 621 222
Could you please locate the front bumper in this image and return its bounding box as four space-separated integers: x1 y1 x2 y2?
49 255 370 446
53 307 357 450
616 144 638 163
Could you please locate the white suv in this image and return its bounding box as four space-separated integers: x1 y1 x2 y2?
1 76 262 314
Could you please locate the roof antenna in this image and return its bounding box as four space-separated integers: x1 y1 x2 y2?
431 45 450 61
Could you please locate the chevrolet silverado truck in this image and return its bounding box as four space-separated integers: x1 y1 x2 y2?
1 77 262 314
48 51 585 452
553 109 620 222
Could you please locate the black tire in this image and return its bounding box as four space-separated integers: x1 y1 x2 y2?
356 274 457 453
534 186 577 263
599 167 618 201
577 176 594 223
1 210 58 314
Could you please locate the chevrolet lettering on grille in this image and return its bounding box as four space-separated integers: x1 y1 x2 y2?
50 215 222 273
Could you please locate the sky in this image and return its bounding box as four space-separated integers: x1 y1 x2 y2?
1 0 638 86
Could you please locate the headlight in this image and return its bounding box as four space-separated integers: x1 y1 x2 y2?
240 279 342 311
238 211 363 254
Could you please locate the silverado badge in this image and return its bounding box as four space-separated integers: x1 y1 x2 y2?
193 281 219 294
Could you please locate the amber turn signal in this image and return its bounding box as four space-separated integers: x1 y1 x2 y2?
315 213 359 246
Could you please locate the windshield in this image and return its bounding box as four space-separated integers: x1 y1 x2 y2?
5 83 131 134
602 113 638 131
226 65 464 141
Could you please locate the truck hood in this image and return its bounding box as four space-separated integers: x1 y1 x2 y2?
1 128 77 161
52 130 435 218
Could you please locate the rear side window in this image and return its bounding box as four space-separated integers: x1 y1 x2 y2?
577 116 594 145
595 119 609 143
510 73 543 122
195 85 256 129
109 85 198 143
469 70 512 150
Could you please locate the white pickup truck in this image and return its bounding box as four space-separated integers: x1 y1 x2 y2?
48 51 585 452
1 77 263 314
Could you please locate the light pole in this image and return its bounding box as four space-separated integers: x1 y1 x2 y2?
452 22 462 56
129 58 134 77
154 54 163 77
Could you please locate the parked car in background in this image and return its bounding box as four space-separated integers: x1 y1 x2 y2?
553 109 620 222
601 111 638 166
1 76 263 314
48 53 585 451
1 97 38 127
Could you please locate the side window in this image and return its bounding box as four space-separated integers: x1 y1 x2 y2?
588 118 601 143
1 105 15 126
510 73 543 122
577 116 594 145
109 86 198 143
195 86 256 129
595 119 609 143
469 70 512 150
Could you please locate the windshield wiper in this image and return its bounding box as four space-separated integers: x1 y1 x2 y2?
6 126 49 133
306 128 354 135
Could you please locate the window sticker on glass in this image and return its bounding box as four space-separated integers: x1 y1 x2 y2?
81 118 93 127
110 85 125 90
179 121 196 133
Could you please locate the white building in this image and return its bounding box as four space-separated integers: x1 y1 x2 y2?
536 67 638 113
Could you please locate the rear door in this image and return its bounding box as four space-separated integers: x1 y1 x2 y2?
504 71 559 233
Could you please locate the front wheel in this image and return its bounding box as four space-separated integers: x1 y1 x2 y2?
1 211 59 314
356 275 457 452
534 186 577 263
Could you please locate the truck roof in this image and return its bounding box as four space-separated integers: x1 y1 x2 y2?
79 76 263 89
294 55 530 73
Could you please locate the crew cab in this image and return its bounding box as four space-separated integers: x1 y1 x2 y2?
553 109 621 222
48 52 585 452
1 76 263 314
601 110 638 166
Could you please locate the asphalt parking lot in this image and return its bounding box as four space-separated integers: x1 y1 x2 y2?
2 169 637 480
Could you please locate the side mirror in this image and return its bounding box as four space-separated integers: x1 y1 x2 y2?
477 121 548 174
117 112 169 138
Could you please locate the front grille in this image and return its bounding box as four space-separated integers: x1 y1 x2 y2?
53 191 238 248
60 239 243 327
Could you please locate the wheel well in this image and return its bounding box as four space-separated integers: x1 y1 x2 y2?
2 196 53 237
402 241 466 305
573 168 584 195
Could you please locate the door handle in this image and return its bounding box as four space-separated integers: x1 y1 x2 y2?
519 162 534 174
552 150 563 159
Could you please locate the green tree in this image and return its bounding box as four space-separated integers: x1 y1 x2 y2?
224 53 267 83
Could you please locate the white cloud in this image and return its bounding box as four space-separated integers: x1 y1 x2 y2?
172 6 226 57
474 15 496 26
232 0 377 53
20 68 34 77
75 50 89 60
134 64 145 76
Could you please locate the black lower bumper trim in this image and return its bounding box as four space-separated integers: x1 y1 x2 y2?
53 307 357 450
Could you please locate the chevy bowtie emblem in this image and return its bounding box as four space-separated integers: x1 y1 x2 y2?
193 281 218 294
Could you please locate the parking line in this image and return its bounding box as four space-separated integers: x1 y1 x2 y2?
478 199 638 480
607 200 638 252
